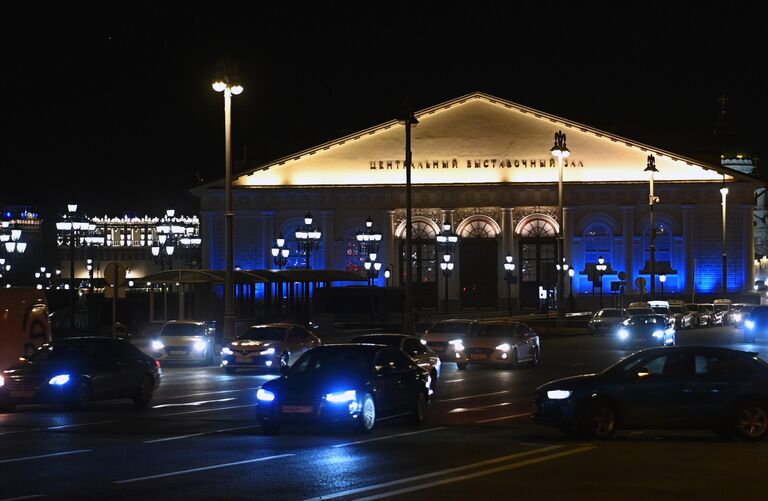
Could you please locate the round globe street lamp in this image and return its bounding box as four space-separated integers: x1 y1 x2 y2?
295 212 323 269
436 220 459 314
212 74 243 344
439 255 455 314
503 252 516 316
645 155 660 299
568 268 576 312
0 226 26 286
356 216 383 259
364 253 382 324
384 266 391 288
556 259 570 312
271 234 290 270
659 273 667 300
596 256 607 309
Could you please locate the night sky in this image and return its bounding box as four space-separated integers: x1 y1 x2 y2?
2 3 764 219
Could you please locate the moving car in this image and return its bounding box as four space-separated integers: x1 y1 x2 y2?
457 320 540 370
350 333 440 393
616 314 675 348
727 304 757 328
587 308 626 336
220 323 320 373
421 319 480 364
532 346 768 441
743 306 768 343
0 337 161 412
152 320 216 365
256 344 430 434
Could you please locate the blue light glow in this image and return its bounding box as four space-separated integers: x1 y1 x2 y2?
49 374 71 385
325 390 356 403
257 388 275 402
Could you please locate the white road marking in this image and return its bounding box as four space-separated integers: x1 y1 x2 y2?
438 390 509 403
448 402 512 413
152 397 236 409
161 403 258 416
442 379 464 383
0 495 46 501
348 446 597 500
165 387 263 400
476 412 531 423
332 427 447 448
114 453 294 484
47 420 118 430
143 424 260 444
304 445 564 500
0 449 92 464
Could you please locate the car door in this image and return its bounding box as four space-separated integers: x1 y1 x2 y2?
373 349 402 417
286 327 305 364
514 325 535 361
403 337 430 370
679 352 742 426
92 340 130 399
115 341 151 397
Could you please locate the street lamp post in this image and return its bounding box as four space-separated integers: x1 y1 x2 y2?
503 252 516 316
721 177 729 295
271 235 290 270
439 256 454 314
363 253 382 324
384 266 391 288
596 255 607 310
212 77 243 344
436 220 459 314
659 273 667 300
568 268 575 312
295 212 323 269
645 155 660 299
400 111 419 335
556 259 569 311
151 233 176 321
551 131 570 321
0 226 26 286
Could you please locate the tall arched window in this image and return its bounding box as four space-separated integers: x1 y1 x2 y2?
584 223 612 266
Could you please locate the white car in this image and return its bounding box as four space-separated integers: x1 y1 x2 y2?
458 321 540 370
152 320 217 366
421 319 480 365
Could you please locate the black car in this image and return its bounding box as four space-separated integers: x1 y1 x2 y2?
349 333 441 392
532 346 768 441
256 344 430 434
616 314 676 348
0 337 161 412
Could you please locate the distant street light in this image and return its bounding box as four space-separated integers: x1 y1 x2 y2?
659 273 667 300
503 252 516 316
596 255 607 310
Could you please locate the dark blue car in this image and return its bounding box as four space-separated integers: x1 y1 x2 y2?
256 344 430 434
532 346 768 441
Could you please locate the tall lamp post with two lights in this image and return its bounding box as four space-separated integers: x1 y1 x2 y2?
551 131 570 321
568 268 575 312
436 220 458 314
645 155 660 299
503 252 516 316
596 256 607 310
212 76 243 344
720 176 729 295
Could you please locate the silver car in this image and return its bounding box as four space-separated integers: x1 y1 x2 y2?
421 319 480 365
152 320 217 365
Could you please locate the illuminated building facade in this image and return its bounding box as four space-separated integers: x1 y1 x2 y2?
192 92 761 310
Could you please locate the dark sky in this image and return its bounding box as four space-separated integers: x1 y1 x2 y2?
2 3 764 219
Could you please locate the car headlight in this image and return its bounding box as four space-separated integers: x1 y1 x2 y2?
618 329 629 340
49 374 71 386
734 313 742 322
495 343 511 352
0 375 4 387
193 340 208 352
256 388 275 402
652 330 664 339
449 339 464 351
221 346 234 355
325 390 356 403
746 320 755 330
547 390 572 400
151 340 165 351
260 347 276 356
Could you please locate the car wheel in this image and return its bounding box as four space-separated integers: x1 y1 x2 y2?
579 400 617 440
133 375 155 408
456 362 468 370
407 391 428 425
530 348 540 367
733 401 768 442
509 349 519 369
70 379 91 411
225 366 237 374
356 392 376 433
259 418 281 435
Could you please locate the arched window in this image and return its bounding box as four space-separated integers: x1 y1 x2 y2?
459 219 498 238
584 223 612 266
519 218 556 238
644 222 672 265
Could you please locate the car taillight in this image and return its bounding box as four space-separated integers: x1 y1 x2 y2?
155 360 161 369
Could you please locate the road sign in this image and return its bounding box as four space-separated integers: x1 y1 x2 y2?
618 271 627 280
104 262 126 286
635 276 647 289
104 286 126 299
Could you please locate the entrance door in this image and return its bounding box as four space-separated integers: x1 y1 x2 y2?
459 239 498 308
519 240 557 309
399 240 437 309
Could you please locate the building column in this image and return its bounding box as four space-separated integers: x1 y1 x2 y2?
321 210 334 270
500 208 515 310
385 210 395 286
622 206 634 293
743 204 756 291
262 211 275 269
682 205 695 295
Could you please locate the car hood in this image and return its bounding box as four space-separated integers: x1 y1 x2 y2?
537 373 598 392
464 337 517 348
263 370 368 397
230 340 281 349
3 360 85 378
622 324 666 334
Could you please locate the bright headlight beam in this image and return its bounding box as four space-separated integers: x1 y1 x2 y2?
325 390 356 403
495 343 511 352
193 340 207 352
256 389 275 402
547 390 572 400
260 348 276 356
49 374 71 385
221 347 234 355
151 340 165 351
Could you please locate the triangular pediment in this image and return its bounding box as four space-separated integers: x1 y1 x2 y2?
232 92 736 188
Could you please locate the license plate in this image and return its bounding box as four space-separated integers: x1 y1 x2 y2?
169 349 187 355
468 354 487 360
10 390 34 398
282 405 313 414
235 356 252 363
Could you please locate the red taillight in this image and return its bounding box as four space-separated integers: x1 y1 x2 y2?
155 360 161 369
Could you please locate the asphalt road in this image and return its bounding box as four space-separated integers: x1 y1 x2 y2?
1 325 766 500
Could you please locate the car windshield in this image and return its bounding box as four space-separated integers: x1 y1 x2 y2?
473 325 514 337
428 322 472 334
599 310 623 318
627 316 664 326
29 342 95 362
670 307 685 314
714 304 730 312
651 307 670 315
352 335 401 347
238 327 285 341
161 324 206 336
289 348 373 375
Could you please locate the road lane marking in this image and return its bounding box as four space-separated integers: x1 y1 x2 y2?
0 495 46 501
349 445 597 500
165 387 262 399
0 449 92 464
161 403 258 416
438 390 509 402
47 420 118 430
304 445 564 500
332 427 447 448
114 453 294 484
476 412 531 423
448 402 512 413
152 397 236 409
442 379 464 383
143 424 260 444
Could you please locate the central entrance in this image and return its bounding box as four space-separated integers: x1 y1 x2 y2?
517 216 558 309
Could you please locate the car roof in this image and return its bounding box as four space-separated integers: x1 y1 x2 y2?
432 319 478 324
164 320 207 326
352 333 414 339
479 320 522 326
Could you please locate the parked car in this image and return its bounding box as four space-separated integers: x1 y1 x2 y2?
350 333 440 394
713 298 733 324
587 308 626 336
699 303 724 325
151 320 216 366
667 300 694 329
743 306 768 343
685 303 713 327
0 337 161 412
532 346 768 441
457 320 540 370
421 319 481 364
626 306 654 317
220 323 320 373
256 344 430 434
616 314 675 348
